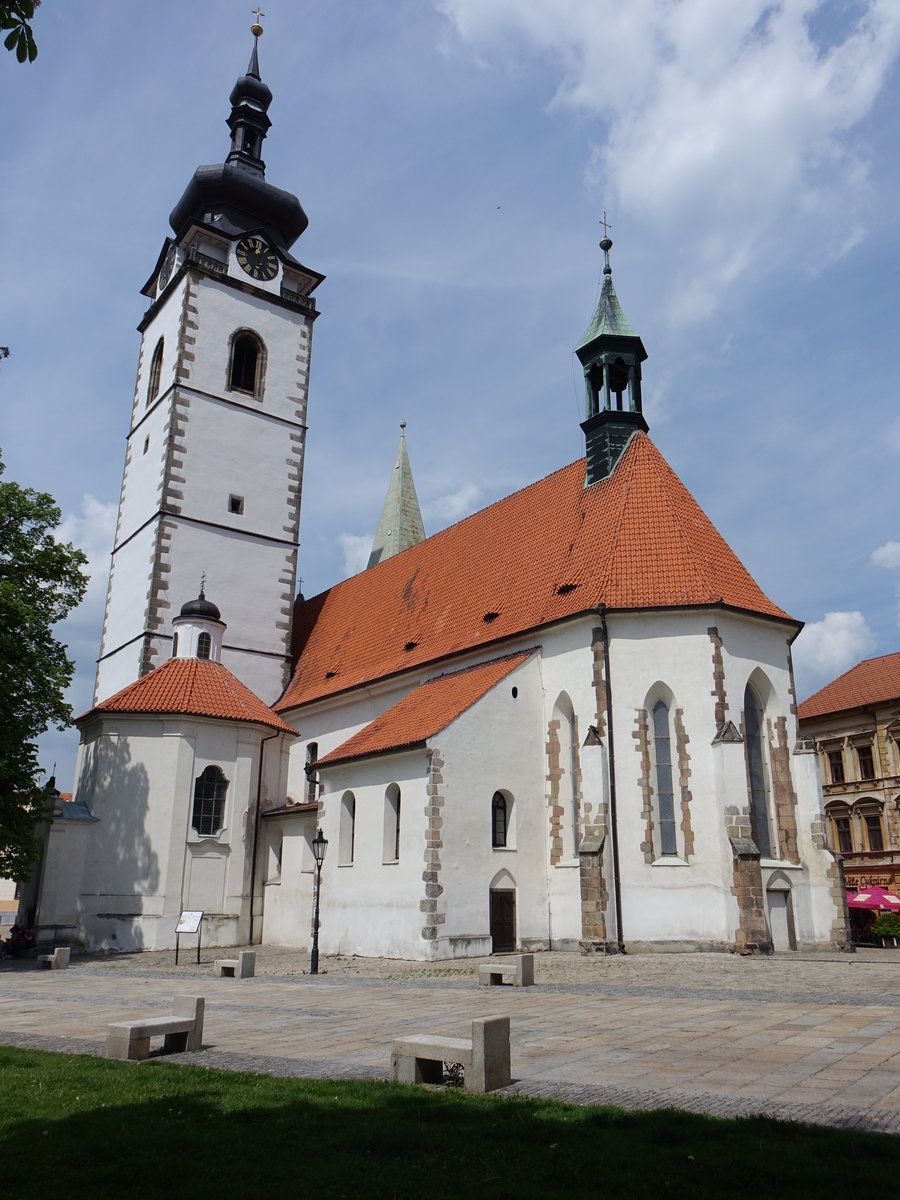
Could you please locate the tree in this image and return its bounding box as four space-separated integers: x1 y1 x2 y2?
0 452 87 877
2 1 39 64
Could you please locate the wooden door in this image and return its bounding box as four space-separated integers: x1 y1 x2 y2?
490 889 516 953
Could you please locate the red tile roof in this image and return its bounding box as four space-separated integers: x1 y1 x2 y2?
317 651 534 767
81 658 296 734
798 653 900 720
280 434 789 713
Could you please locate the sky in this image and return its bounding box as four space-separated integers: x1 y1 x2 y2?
2 0 899 790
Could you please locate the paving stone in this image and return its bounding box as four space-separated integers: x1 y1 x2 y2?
4 947 900 1133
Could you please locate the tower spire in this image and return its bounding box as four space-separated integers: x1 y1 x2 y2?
367 422 426 569
576 228 648 486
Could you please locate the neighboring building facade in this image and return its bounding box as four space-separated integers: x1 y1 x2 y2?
33 34 843 957
798 653 900 892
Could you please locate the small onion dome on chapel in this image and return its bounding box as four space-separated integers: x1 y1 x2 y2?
179 588 222 622
172 583 226 663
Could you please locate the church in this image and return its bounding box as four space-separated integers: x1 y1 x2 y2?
33 28 844 958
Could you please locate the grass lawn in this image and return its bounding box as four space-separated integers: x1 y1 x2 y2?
1 1047 898 1198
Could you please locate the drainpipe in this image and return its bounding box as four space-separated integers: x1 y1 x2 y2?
248 730 280 946
599 605 625 953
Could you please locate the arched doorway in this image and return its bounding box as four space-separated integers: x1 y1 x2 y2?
489 868 517 953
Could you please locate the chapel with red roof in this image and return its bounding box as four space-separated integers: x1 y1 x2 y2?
32 28 843 958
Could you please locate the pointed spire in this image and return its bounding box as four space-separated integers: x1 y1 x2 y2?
367 422 426 569
248 10 263 77
225 16 273 174
577 236 640 351
575 228 649 487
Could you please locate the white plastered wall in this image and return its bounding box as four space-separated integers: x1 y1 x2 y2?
37 714 291 952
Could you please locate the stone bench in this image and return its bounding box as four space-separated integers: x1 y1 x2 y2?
37 947 70 971
214 949 255 979
477 953 533 988
391 1015 510 1094
105 995 205 1061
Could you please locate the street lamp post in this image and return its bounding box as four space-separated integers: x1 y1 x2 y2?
310 826 328 975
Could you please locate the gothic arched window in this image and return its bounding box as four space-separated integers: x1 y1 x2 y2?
192 766 228 836
340 791 356 865
384 784 401 863
653 700 677 857
744 684 772 858
197 632 211 660
147 337 164 406
229 331 264 395
492 791 508 848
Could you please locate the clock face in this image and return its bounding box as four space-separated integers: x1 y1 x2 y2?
236 236 278 282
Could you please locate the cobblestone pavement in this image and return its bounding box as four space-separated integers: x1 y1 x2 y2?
4 946 900 1134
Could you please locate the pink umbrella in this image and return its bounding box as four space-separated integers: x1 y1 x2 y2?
847 885 900 911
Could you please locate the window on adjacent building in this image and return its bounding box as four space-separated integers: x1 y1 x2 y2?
192 766 228 836
339 792 356 865
834 814 853 855
229 331 263 394
228 494 244 515
857 745 875 781
744 684 773 859
384 784 401 863
653 699 678 856
197 632 211 660
147 338 163 406
492 792 508 848
827 749 845 785
863 811 884 852
171 633 179 658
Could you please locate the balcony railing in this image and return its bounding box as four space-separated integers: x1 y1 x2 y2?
280 286 316 313
188 248 227 275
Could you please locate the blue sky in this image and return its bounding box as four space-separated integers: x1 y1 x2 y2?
2 0 899 788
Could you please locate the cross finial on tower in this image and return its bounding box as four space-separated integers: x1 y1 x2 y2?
200 571 207 598
599 212 613 276
251 9 265 38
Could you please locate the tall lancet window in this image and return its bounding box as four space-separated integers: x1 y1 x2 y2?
147 338 164 406
653 700 677 856
744 684 772 858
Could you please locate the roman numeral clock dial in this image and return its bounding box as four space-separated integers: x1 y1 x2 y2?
236 236 279 281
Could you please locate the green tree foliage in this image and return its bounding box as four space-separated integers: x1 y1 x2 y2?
1 0 39 64
0 452 87 877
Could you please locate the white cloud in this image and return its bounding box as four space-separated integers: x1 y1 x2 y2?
792 610 876 693
871 540 900 570
423 481 483 525
438 0 900 322
56 494 117 623
337 533 373 578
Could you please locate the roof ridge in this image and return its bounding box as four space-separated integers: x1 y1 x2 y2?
427 647 537 685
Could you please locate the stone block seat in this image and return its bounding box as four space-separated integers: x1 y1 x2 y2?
105 995 205 1061
37 947 70 971
391 1015 511 1093
214 949 255 978
477 953 533 988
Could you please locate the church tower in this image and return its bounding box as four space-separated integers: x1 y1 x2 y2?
95 22 323 705
576 234 648 486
